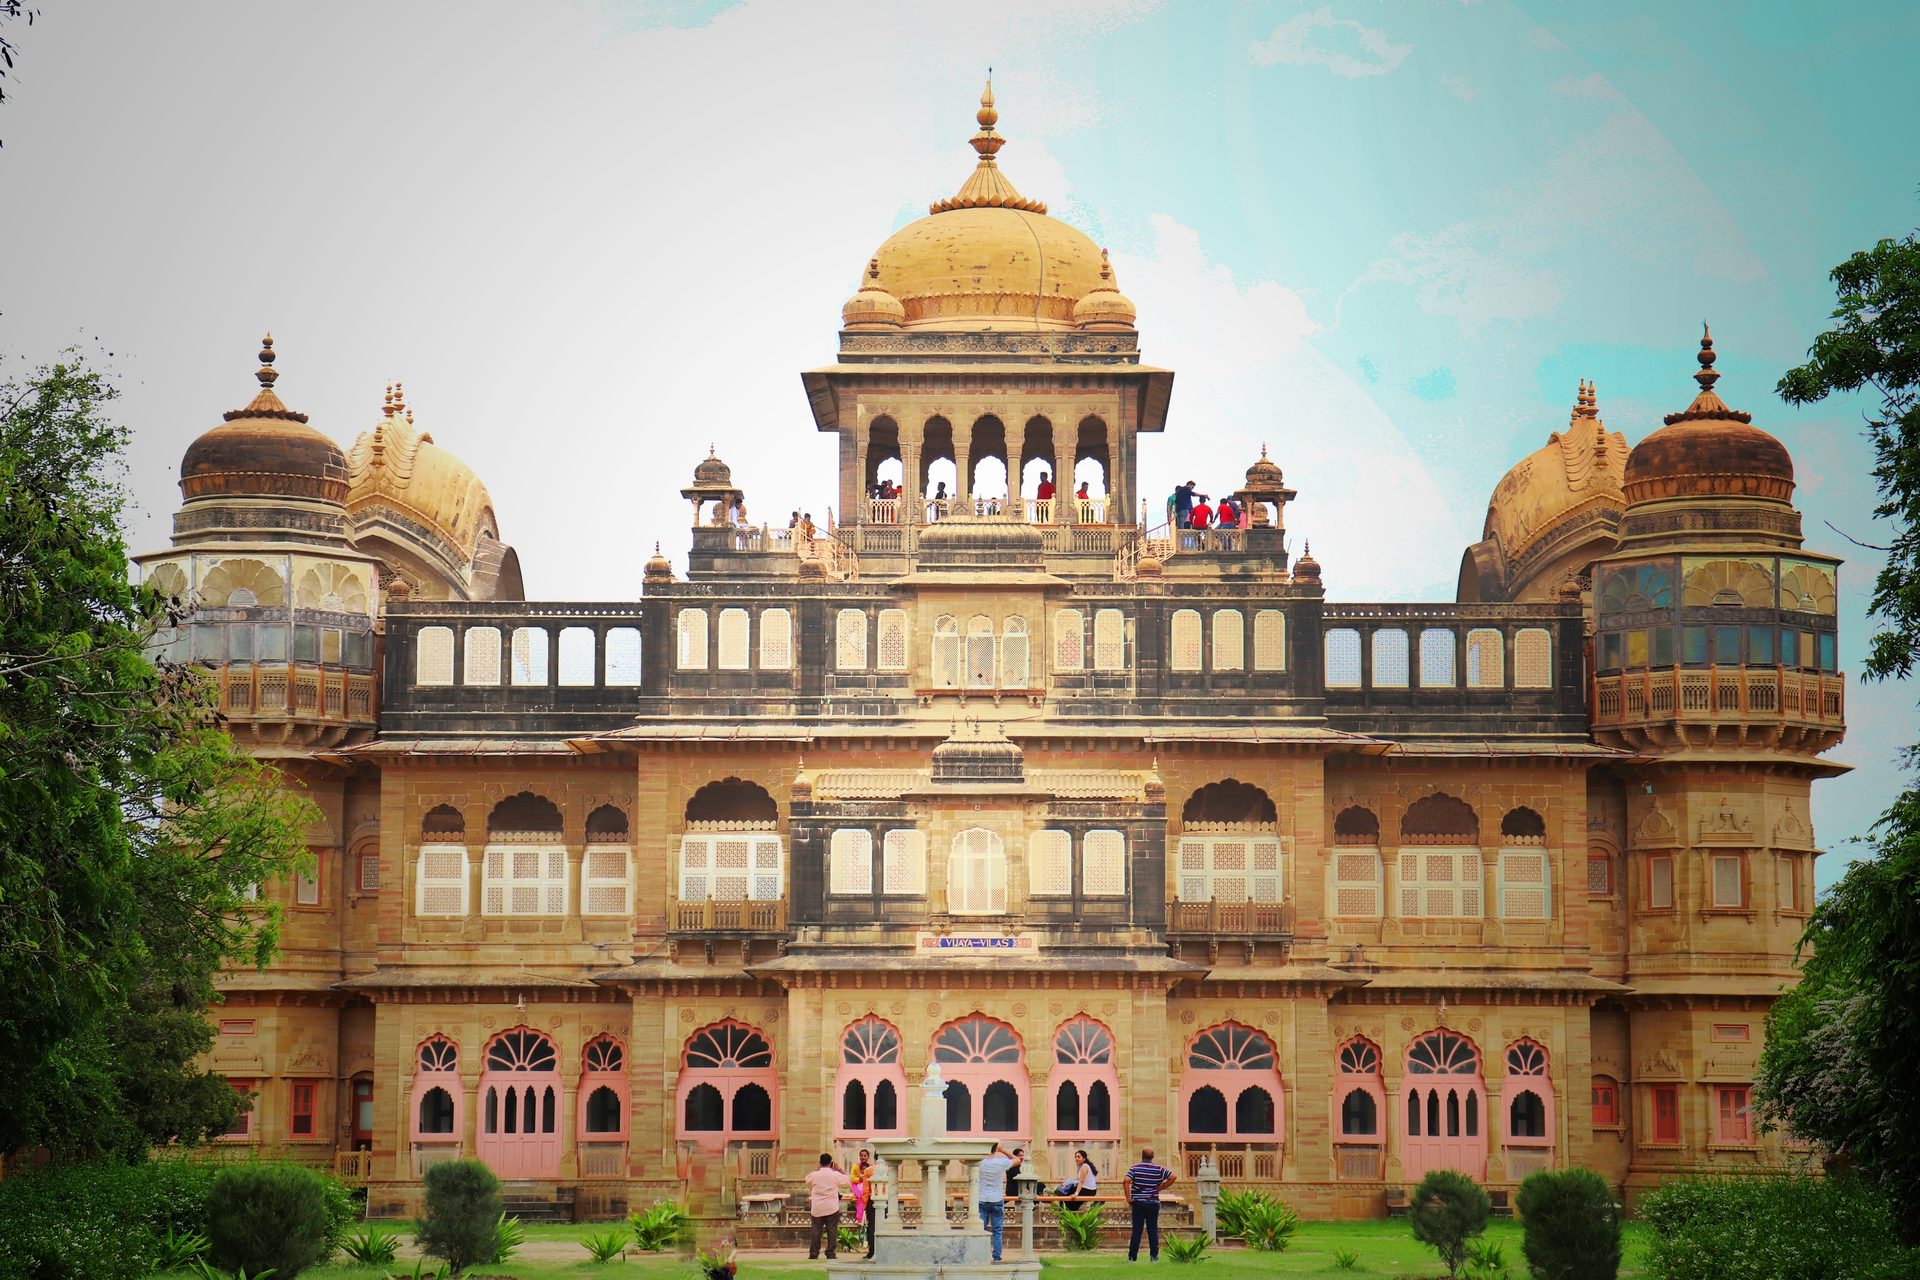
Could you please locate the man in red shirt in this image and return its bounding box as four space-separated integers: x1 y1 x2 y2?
1189 496 1213 529
1036 471 1056 501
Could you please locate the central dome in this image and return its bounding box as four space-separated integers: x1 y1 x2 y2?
856 82 1113 332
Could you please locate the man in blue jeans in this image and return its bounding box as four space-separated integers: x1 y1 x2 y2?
975 1143 1017 1262
1123 1147 1177 1262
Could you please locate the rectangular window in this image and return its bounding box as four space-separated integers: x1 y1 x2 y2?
1711 1024 1750 1043
1818 633 1836 671
1599 632 1622 670
1253 610 1287 671
1514 628 1553 687
483 845 568 916
228 623 254 661
320 628 343 665
224 1079 255 1139
414 844 466 917
1779 854 1803 912
1465 628 1504 688
679 834 783 901
1748 626 1774 665
219 1019 256 1036
1419 627 1456 686
1324 628 1362 687
1779 628 1799 667
414 626 454 686
1651 1084 1679 1144
759 608 794 670
604 627 643 685
1092 609 1126 672
1028 830 1072 896
1372 628 1410 688
882 830 926 896
1716 1086 1752 1144
1497 848 1550 919
677 610 709 670
1682 627 1708 664
1650 627 1675 666
1587 855 1613 897
877 609 909 672
295 862 321 906
1714 625 1741 663
830 829 874 895
837 609 869 671
716 608 751 670
581 846 632 916
256 624 287 661
1331 848 1383 917
1083 830 1126 896
293 626 319 663
1648 854 1673 909
1591 1080 1619 1128
1170 610 1203 673
1397 849 1484 919
1054 609 1085 672
290 1081 316 1137
1212 610 1245 672
358 853 380 893
1711 855 1744 908
510 626 549 684
558 626 596 686
463 625 502 686
1176 835 1283 904
1626 629 1649 668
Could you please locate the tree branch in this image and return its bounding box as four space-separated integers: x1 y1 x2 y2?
1824 520 1895 553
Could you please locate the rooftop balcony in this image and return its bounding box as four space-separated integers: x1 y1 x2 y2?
1592 664 1845 753
212 661 377 747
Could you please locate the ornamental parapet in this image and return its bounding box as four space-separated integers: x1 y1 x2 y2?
1591 664 1844 753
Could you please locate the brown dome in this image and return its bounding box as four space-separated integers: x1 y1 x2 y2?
180 336 348 505
1623 327 1793 505
693 448 733 486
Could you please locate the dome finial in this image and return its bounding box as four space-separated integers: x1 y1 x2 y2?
977 71 997 133
932 74 1046 215
382 383 394 413
255 333 278 389
392 380 407 416
1694 321 1719 394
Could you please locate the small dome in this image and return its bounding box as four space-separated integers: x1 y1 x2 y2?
842 259 907 330
1623 327 1793 505
180 336 348 505
1244 445 1286 489
1291 542 1322 583
693 447 732 487
1134 554 1164 579
345 384 500 562
643 542 673 585
1072 250 1137 330
931 722 1024 785
1480 379 1629 562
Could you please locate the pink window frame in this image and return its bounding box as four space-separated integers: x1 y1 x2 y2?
1400 1029 1488 1182
289 1079 318 1139
1650 1084 1680 1144
929 1014 1030 1139
834 1017 908 1140
1500 1038 1554 1148
578 1035 630 1142
222 1078 256 1140
1050 1017 1121 1138
675 1019 781 1149
1178 1022 1285 1141
1332 1036 1385 1145
1591 1076 1620 1128
410 1035 463 1143
1716 1086 1753 1144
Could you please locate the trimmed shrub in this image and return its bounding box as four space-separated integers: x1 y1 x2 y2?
416 1159 503 1277
205 1163 336 1279
0 1159 218 1280
1515 1167 1620 1280
1410 1169 1492 1279
1641 1174 1920 1280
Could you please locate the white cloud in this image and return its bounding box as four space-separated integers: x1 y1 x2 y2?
1550 71 1622 103
1120 216 1465 598
1346 98 1765 331
1249 6 1412 78
1440 73 1481 102
1527 26 1566 53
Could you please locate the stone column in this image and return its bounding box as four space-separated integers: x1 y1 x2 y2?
902 440 923 527
1196 1158 1220 1240
1016 1171 1040 1260
1055 447 1073 525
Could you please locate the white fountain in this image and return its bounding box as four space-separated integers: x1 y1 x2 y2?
829 1062 1042 1280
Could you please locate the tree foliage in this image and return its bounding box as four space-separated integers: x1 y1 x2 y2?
417 1159 505 1276
1761 222 1920 1242
1408 1169 1490 1279
0 355 316 1156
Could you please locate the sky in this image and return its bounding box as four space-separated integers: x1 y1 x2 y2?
3 1 1916 887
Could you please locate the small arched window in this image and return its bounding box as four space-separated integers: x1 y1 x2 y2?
966 616 996 689
416 626 455 686
934 616 962 689
1324 628 1361 687
1001 616 1030 687
1054 609 1085 672
716 608 750 671
677 609 709 670
1212 610 1245 671
1170 609 1203 672
1466 628 1505 688
759 609 793 671
948 828 1007 915
1372 629 1410 687
1092 609 1125 672
1253 609 1287 671
836 609 868 671
876 609 908 672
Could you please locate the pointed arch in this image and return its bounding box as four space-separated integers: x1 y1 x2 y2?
1051 1016 1120 1137
930 1014 1029 1139
835 1016 908 1139
676 1020 779 1148
477 1027 561 1178
1180 1022 1285 1146
1401 1030 1487 1181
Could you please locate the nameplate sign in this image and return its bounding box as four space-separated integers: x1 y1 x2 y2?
915 932 1040 955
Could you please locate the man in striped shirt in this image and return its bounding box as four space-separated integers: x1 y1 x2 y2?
1122 1147 1177 1261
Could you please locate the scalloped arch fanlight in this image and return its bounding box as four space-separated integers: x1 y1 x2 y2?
146 562 190 602
1779 563 1837 614
199 557 287 609
295 563 370 614
1683 559 1774 608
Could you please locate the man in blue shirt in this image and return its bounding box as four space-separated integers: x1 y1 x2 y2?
1122 1147 1177 1262
976 1143 1017 1262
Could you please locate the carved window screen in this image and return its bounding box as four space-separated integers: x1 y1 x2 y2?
716 608 750 671
463 626 502 686
1331 848 1382 917
416 626 454 686
677 609 709 670
511 626 549 685
604 627 643 686
1054 609 1085 672
483 845 567 916
830 829 873 895
1324 628 1361 687
877 609 908 672
581 846 631 915
759 609 793 671
882 829 926 896
679 834 783 901
1083 830 1126 896
1398 850 1483 919
1170 609 1203 672
1513 628 1553 688
1372 628 1410 688
1176 835 1282 904
1419 628 1456 687
415 844 468 916
1253 609 1286 671
1497 849 1550 919
1212 610 1245 672
1092 609 1125 672
836 609 868 671
1466 628 1505 689
1028 830 1072 896
1001 616 1030 688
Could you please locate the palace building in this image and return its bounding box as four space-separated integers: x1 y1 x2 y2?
137 85 1846 1219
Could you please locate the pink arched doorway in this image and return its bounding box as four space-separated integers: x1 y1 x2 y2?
1179 1022 1284 1178
836 1016 908 1141
931 1014 1029 1138
1401 1030 1487 1181
676 1021 779 1153
478 1028 562 1179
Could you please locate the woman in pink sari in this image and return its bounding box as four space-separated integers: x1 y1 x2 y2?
851 1148 873 1226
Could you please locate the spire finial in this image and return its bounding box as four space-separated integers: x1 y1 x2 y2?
1694 321 1719 393
382 382 394 412
978 71 997 131
866 257 882 282
932 72 1045 214
255 333 278 389
1572 378 1597 420
391 380 407 416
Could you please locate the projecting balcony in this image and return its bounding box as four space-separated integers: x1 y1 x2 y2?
1591 665 1845 753
668 898 790 938
1165 900 1295 942
213 661 377 747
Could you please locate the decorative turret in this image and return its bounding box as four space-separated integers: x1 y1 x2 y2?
1072 249 1137 330
643 542 674 586
1235 444 1297 530
681 445 745 526
841 258 906 330
179 335 349 509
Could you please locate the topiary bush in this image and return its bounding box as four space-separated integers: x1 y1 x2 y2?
416 1159 504 1277
205 1162 337 1279
1640 1174 1920 1280
0 1158 219 1280
1409 1169 1492 1279
1515 1167 1621 1280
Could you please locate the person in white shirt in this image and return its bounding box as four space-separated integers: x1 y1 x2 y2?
975 1143 1016 1262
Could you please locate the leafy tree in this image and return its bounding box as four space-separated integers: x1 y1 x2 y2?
1409 1169 1490 1279
0 355 316 1156
417 1160 505 1276
1514 1167 1621 1280
1761 225 1920 1241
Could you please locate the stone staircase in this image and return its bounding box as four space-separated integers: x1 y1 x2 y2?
500 1182 578 1223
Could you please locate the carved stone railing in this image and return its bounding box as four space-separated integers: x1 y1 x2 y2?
669 898 788 936
218 662 376 728
1165 900 1294 939
1593 666 1843 746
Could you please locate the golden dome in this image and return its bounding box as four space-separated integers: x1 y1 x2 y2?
1291 542 1321 583
345 384 499 562
1481 378 1629 565
1244 444 1286 489
841 258 906 330
180 335 348 505
1072 250 1137 330
1623 327 1793 505
863 80 1111 331
643 541 674 585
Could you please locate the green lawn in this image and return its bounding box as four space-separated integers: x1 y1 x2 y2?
163 1219 1655 1279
